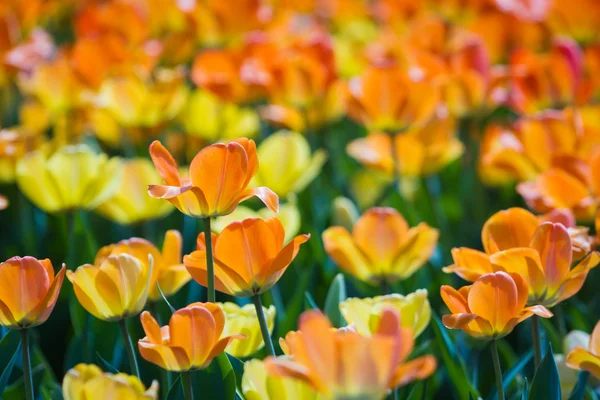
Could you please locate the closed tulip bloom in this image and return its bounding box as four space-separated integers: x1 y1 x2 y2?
441 271 552 340
242 359 318 400
219 302 276 358
340 289 431 338
322 207 439 285
266 309 436 398
184 217 310 296
148 139 279 218
138 303 244 371
253 131 327 198
566 320 600 379
16 145 123 213
0 256 65 329
96 159 174 225
67 253 152 321
63 364 158 400
95 231 190 302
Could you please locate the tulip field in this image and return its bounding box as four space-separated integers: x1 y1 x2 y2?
1 0 600 399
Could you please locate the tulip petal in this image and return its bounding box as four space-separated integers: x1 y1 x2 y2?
162 230 183 266
467 271 519 332
67 266 114 320
481 208 539 253
444 248 493 282
530 222 572 288
490 248 546 297
141 311 163 344
138 341 190 372
389 355 437 388
557 251 600 304
440 285 470 314
390 223 439 280
566 347 600 379
347 133 393 175
322 227 373 283
259 233 310 291
28 264 65 327
442 313 479 329
149 140 181 186
265 357 316 391
169 305 217 368
184 250 251 296
236 186 279 214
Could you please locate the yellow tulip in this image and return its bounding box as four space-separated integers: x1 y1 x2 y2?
219 302 276 358
16 145 123 213
0 127 44 183
253 131 327 198
96 159 174 225
332 197 360 232
178 89 259 141
213 201 301 244
67 253 152 321
556 331 592 398
242 359 319 400
63 364 158 400
339 289 432 338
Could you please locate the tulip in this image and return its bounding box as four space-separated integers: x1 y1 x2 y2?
339 289 431 338
322 207 438 286
441 271 552 340
253 131 327 198
16 145 123 213
242 359 318 400
547 0 600 44
556 331 593 398
63 364 158 400
0 194 7 210
566 320 600 379
138 303 244 372
0 128 43 183
219 302 276 358
96 159 174 225
94 231 190 302
266 309 436 398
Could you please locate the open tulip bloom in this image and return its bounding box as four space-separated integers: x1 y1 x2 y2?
566 320 600 379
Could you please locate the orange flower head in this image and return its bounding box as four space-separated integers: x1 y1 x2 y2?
138 302 245 371
266 309 436 398
322 207 439 285
441 271 552 340
95 231 191 302
566 320 600 379
148 138 279 218
184 217 309 297
0 256 65 329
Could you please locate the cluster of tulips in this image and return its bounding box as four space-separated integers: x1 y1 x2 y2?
1 0 600 399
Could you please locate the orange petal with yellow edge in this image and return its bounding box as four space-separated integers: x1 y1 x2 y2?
149 141 181 186
530 222 572 288
444 248 493 282
183 250 250 296
28 264 65 327
467 271 519 332
482 208 539 253
389 355 437 389
490 248 546 297
322 227 373 283
235 186 279 214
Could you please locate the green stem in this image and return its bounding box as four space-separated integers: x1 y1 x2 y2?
182 370 194 400
532 315 542 369
554 304 567 338
490 340 504 400
252 294 275 356
20 329 34 400
161 368 172 399
119 319 140 378
203 218 216 303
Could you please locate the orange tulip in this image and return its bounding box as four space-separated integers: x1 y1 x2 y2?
0 256 66 329
184 217 309 296
148 138 279 218
95 231 191 302
266 309 436 398
441 271 552 340
323 207 438 285
346 63 439 132
138 302 244 371
547 0 600 44
566 320 600 379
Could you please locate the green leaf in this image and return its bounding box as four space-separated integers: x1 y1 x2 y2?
157 283 176 314
166 374 182 400
96 352 119 374
431 314 480 400
194 353 237 400
407 381 426 400
0 330 20 394
226 353 245 392
0 342 20 395
3 364 45 400
530 343 560 400
324 273 347 328
304 292 319 310
567 371 589 400
486 351 533 400
520 379 529 400
40 381 63 400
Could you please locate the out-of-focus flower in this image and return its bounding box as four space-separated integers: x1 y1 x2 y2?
0 127 43 183
347 64 439 132
184 217 309 296
0 256 65 329
332 196 360 232
242 359 318 400
67 253 152 321
95 231 190 302
16 145 123 213
138 303 244 371
266 309 436 398
494 0 550 22
148 138 279 218
178 90 259 141
547 0 600 44
0 194 7 210
219 302 275 358
566 320 600 379
347 117 462 178
213 201 301 244
96 159 174 225
62 363 158 400
253 131 327 198
323 207 438 286
348 170 390 209
556 330 592 398
441 271 552 340
340 289 431 338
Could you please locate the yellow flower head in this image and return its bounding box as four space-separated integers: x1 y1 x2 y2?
242 359 319 400
219 302 276 358
63 363 158 400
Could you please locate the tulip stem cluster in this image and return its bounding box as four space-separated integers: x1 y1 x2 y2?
20 329 34 400
531 316 542 369
203 218 216 302
182 370 194 400
490 339 504 400
252 294 276 356
119 318 141 379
